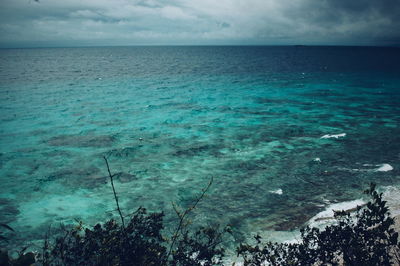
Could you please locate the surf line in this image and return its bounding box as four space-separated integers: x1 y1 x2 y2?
314 203 367 222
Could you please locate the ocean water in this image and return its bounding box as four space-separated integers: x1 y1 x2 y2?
0 46 400 250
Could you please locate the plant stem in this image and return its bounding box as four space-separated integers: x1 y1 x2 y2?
103 156 125 228
166 176 213 260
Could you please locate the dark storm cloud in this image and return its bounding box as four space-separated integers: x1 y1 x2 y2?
294 0 400 25
0 0 399 47
325 0 399 16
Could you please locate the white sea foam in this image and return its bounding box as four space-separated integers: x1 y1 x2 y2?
308 185 397 229
320 133 346 139
375 163 393 172
269 188 283 195
308 199 365 228
337 163 393 173
322 198 331 204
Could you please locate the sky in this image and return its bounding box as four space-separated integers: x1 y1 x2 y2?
0 0 399 47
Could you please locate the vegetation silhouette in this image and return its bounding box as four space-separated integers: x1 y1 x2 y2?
237 183 400 265
1 160 399 265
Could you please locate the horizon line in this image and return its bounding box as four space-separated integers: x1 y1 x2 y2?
1 44 399 49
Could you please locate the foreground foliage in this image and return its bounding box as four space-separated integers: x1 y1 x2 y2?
237 183 400 266
40 207 226 266
1 183 399 265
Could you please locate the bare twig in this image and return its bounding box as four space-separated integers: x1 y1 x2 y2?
42 225 51 266
103 156 125 228
166 176 214 260
124 207 143 218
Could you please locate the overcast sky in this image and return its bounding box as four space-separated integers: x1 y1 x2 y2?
0 0 399 47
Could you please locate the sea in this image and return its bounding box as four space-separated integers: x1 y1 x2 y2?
0 46 399 252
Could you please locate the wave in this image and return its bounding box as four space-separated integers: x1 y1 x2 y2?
375 163 394 172
269 188 283 195
338 163 394 172
320 133 346 139
308 199 366 228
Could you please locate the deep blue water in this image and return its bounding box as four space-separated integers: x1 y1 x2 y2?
0 46 400 250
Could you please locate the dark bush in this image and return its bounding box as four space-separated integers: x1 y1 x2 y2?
171 226 228 266
34 170 226 266
237 183 400 266
2 179 399 265
46 207 166 266
36 208 226 266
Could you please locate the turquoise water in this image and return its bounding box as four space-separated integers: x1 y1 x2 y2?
0 46 399 249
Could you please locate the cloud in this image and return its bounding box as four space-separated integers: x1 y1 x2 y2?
160 6 196 20
0 0 399 47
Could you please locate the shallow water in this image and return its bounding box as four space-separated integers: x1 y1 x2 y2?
0 46 399 249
